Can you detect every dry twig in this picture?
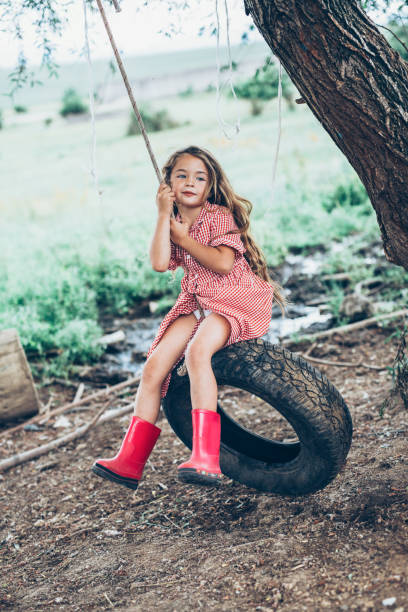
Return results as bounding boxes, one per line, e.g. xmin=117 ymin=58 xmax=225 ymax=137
xmin=303 ymin=341 xmax=317 ymax=357
xmin=299 ymin=354 xmax=387 ymax=371
xmin=0 ymin=402 xmax=133 ymax=472
xmin=104 ymin=592 xmax=115 ymax=608
xmin=282 ymin=309 xmax=407 ymax=346
xmin=1 ymin=375 xmax=140 ymax=439
xmin=73 ymin=383 xmax=85 ymax=404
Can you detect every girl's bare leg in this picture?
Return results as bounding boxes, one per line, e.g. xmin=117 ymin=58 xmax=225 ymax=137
xmin=184 ymin=313 xmax=231 ymax=412
xmin=133 ymin=313 xmax=197 ymax=424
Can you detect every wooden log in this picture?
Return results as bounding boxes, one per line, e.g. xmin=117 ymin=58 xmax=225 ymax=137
xmin=0 ymin=329 xmax=40 ymax=422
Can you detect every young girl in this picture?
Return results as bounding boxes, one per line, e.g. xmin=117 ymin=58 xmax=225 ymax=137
xmin=92 ymin=146 xmax=287 ymax=489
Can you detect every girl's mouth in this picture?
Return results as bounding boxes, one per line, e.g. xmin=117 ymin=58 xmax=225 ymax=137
xmin=182 ymin=192 xmax=196 ymax=197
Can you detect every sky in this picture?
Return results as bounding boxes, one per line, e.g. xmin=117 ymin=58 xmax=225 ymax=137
xmin=0 ymin=0 xmax=259 ymax=69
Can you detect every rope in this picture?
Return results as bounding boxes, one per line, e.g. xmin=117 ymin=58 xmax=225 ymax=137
xmin=215 ymin=0 xmax=240 ymax=139
xmin=95 ymin=0 xmax=162 ymax=184
xmin=82 ymin=0 xmax=103 ymax=210
xmin=270 ymin=59 xmax=283 ymax=202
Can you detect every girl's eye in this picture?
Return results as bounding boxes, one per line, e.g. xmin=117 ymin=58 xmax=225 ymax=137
xmin=175 ymin=174 xmax=206 ymax=181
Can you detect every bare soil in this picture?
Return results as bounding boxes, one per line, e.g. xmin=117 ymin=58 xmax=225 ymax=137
xmin=1 ymin=324 xmax=407 ymax=611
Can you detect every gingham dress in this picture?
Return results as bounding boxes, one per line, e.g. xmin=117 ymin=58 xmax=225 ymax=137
xmin=146 ymin=202 xmax=274 ymax=398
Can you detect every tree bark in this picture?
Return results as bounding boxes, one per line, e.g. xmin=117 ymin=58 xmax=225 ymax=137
xmin=244 ymin=0 xmax=408 ymax=269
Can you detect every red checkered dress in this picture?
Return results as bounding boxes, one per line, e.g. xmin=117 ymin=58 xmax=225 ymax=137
xmin=146 ymin=202 xmax=274 ymax=398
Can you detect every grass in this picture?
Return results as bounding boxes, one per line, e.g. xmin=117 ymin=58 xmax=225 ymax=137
xmin=1 ymin=73 xmax=402 ymax=376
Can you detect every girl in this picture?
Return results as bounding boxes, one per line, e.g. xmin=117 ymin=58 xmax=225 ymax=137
xmin=92 ymin=146 xmax=287 ymax=489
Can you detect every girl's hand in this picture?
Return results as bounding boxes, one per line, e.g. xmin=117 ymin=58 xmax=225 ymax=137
xmin=170 ymin=217 xmax=189 ymax=247
xmin=156 ymin=183 xmax=175 ymax=216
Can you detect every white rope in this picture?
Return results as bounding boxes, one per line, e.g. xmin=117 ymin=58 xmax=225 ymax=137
xmin=82 ymin=0 xmax=104 ymax=215
xmin=270 ymin=59 xmax=283 ymax=206
xmin=215 ymin=0 xmax=240 ymax=139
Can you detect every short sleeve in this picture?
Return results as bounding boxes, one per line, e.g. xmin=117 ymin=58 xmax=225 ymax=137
xmin=209 ymin=210 xmax=246 ymax=255
xmin=168 ymin=240 xmax=181 ymax=271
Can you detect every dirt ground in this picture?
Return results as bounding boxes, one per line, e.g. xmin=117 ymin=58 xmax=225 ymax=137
xmin=1 ymin=323 xmax=407 ymax=611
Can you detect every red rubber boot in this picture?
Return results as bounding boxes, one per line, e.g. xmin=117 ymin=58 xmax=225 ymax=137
xmin=92 ymin=416 xmax=161 ymax=490
xmin=178 ymin=409 xmax=222 ymax=487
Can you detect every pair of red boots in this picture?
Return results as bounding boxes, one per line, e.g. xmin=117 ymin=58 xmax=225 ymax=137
xmin=92 ymin=409 xmax=222 ymax=489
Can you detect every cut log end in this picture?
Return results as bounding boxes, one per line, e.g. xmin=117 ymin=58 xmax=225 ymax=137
xmin=0 ymin=329 xmax=40 ymax=423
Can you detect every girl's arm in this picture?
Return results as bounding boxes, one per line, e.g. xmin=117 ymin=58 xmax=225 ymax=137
xmin=170 ymin=219 xmax=235 ymax=275
xmin=149 ymin=184 xmax=174 ymax=272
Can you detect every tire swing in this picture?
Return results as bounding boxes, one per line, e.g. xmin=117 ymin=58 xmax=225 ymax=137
xmin=163 ymin=339 xmax=352 ymax=495
xmin=93 ymin=2 xmax=352 ymax=496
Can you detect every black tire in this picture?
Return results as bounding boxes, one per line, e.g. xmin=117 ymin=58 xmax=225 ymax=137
xmin=163 ymin=338 xmax=353 ymax=496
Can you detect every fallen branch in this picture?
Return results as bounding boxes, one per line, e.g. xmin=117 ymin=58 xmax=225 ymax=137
xmin=73 ymin=383 xmax=85 ymax=404
xmin=299 ymin=354 xmax=388 ymax=371
xmin=0 ymin=402 xmax=134 ymax=472
xmin=320 ymin=272 xmax=351 ymax=283
xmin=282 ymin=309 xmax=407 ymax=346
xmin=104 ymin=592 xmax=115 ymax=608
xmin=96 ymin=329 xmax=126 ymax=346
xmin=1 ymin=375 xmax=140 ymax=439
xmin=303 ymin=341 xmax=317 ymax=357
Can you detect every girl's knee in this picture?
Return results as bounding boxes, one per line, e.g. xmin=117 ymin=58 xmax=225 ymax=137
xmin=141 ymin=357 xmax=166 ymax=388
xmin=185 ymin=340 xmax=209 ymax=370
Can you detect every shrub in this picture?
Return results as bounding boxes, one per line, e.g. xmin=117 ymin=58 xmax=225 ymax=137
xmin=234 ymin=56 xmax=293 ymax=115
xmin=0 ymin=109 xmax=3 ymax=130
xmin=250 ymin=99 xmax=264 ymax=116
xmin=322 ymin=178 xmax=371 ymax=214
xmin=54 ymin=319 xmax=104 ymax=364
xmin=220 ymin=61 xmax=238 ymax=72
xmin=127 ymin=106 xmax=180 ymax=136
xmin=14 ymin=104 xmax=28 ymax=113
xmin=60 ymin=88 xmax=88 ymax=117
xmin=178 ymin=85 xmax=194 ymax=98
xmin=0 ymin=261 xmax=101 ymax=369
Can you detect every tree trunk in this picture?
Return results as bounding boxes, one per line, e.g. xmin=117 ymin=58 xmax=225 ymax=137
xmin=244 ymin=0 xmax=408 ymax=269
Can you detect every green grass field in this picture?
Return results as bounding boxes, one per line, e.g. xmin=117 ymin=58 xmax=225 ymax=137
xmin=0 ymin=54 xmax=395 ymax=375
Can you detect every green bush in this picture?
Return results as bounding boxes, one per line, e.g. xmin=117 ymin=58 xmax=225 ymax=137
xmin=0 ymin=239 xmax=183 ymax=373
xmin=322 ymin=178 xmax=371 ymax=214
xmin=249 ymin=99 xmax=264 ymax=116
xmin=60 ymin=88 xmax=88 ymax=117
xmin=178 ymin=85 xmax=194 ymax=98
xmin=54 ymin=319 xmax=104 ymax=364
xmin=0 ymin=257 xmax=103 ymax=375
xmin=0 ymin=109 xmax=3 ymax=130
xmin=127 ymin=106 xmax=180 ymax=136
xmin=14 ymin=104 xmax=28 ymax=113
xmin=234 ymin=56 xmax=293 ymax=115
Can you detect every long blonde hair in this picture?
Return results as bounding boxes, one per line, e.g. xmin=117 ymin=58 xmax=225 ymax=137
xmin=162 ymin=146 xmax=288 ymax=316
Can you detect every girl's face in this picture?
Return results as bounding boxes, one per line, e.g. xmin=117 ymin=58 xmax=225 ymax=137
xmin=169 ymin=154 xmax=209 ymax=209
